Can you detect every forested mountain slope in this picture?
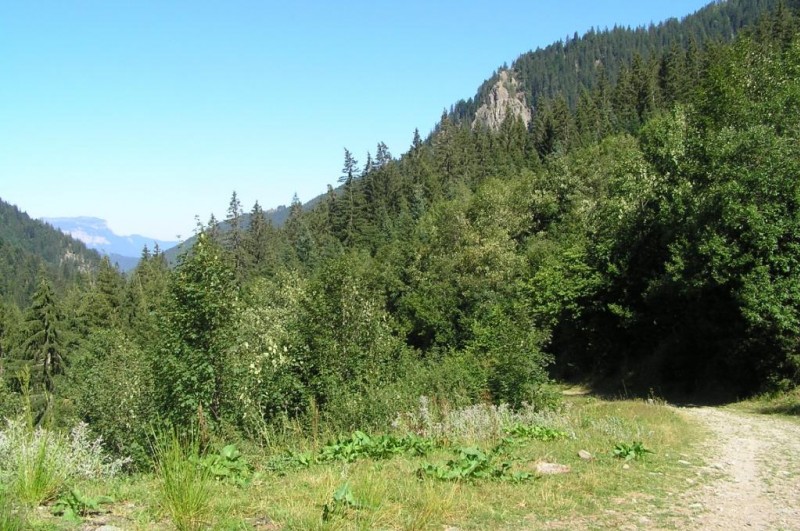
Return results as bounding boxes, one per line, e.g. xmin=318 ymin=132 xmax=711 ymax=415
xmin=451 ymin=0 xmax=800 ymax=121
xmin=0 ymin=198 xmax=101 ymax=306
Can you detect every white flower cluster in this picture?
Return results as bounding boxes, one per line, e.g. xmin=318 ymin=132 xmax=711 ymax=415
xmin=0 ymin=418 xmax=130 ymax=484
xmin=392 ymin=396 xmax=573 ymax=442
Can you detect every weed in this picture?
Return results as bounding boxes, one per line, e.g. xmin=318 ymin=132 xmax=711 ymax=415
xmin=318 ymin=430 xmax=436 ymax=463
xmin=0 ymin=493 xmax=27 ymax=530
xmin=266 ymin=449 xmax=313 ymax=475
xmin=392 ymin=396 xmax=569 ymax=443
xmin=504 ymin=423 xmax=569 ymax=441
xmin=418 ymin=446 xmax=532 ymax=483
xmin=612 ymin=441 xmax=653 ymax=461
xmin=51 ymin=488 xmax=114 ymax=523
xmin=321 ymin=483 xmax=369 ymax=521
xmin=66 ymin=422 xmax=132 ymax=478
xmin=0 ymin=417 xmax=129 ymax=509
xmin=191 ymin=444 xmax=254 ymax=487
xmin=12 ymin=430 xmax=68 ymax=506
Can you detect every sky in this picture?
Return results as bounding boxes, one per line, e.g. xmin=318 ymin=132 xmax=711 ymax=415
xmin=1 ymin=0 xmax=712 ymax=241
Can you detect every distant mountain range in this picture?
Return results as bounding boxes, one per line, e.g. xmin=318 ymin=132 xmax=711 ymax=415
xmin=43 ymin=216 xmax=178 ymax=272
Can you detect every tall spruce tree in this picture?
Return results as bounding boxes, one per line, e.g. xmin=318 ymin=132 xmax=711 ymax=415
xmin=23 ymin=273 xmax=64 ymax=392
xmin=337 ymin=148 xmax=361 ymax=243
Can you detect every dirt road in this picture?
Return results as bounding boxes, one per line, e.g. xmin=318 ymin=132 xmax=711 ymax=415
xmin=679 ymin=407 xmax=800 ymax=530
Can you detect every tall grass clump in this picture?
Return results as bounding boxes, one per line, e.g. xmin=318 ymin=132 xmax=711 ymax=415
xmin=10 ymin=429 xmax=67 ymax=506
xmin=152 ymin=429 xmax=213 ymax=531
xmin=0 ymin=419 xmax=130 ymax=507
xmin=391 ymin=395 xmax=569 ymax=444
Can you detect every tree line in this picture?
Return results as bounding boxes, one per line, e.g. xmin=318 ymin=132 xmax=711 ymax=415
xmin=0 ymin=2 xmax=798 ymax=464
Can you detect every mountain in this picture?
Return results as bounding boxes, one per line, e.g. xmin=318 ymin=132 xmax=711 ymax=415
xmin=0 ymin=198 xmax=102 ymax=306
xmin=451 ymin=0 xmax=800 ymax=123
xmin=43 ymin=217 xmax=178 ymax=272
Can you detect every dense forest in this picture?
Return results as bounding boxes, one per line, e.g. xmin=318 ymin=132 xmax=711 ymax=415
xmin=1 ymin=0 xmax=799 ymax=468
xmin=0 ymin=199 xmax=101 ymax=307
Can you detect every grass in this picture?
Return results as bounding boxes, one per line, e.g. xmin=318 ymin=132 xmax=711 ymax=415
xmin=0 ymin=394 xmax=705 ymax=530
xmin=11 ymin=430 xmax=68 ymax=507
xmin=151 ymin=430 xmax=214 ymax=531
xmin=0 ymin=492 xmax=28 ymax=531
xmin=731 ymin=387 xmax=800 ymax=419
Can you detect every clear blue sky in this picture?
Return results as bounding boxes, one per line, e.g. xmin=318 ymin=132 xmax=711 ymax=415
xmin=1 ymin=1 xmax=711 ymax=241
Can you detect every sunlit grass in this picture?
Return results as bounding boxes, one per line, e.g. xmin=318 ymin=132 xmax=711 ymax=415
xmin=13 ymin=396 xmax=704 ymax=530
xmin=151 ymin=430 xmax=214 ymax=531
xmin=732 ymin=387 xmax=800 ymax=419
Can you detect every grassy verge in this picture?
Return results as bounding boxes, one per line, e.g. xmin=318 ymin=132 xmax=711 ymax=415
xmin=4 ymin=395 xmax=704 ymax=530
xmin=729 ymin=387 xmax=800 ymax=419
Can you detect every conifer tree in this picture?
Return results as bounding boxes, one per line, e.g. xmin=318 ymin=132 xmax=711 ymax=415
xmin=244 ymin=200 xmax=267 ymax=268
xmin=87 ymin=256 xmax=124 ymax=329
xmin=23 ymin=273 xmax=64 ymax=392
xmin=411 ymin=128 xmax=423 ymax=152
xmin=285 ymin=194 xmax=314 ymax=266
xmin=338 ymin=148 xmax=361 ymax=243
xmin=226 ymin=191 xmax=246 ymax=276
xmin=375 ymin=141 xmax=392 ymax=170
xmin=363 ymin=151 xmax=374 ymax=177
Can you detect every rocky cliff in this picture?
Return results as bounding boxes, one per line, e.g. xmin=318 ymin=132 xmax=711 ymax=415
xmin=472 ymin=70 xmax=532 ymax=131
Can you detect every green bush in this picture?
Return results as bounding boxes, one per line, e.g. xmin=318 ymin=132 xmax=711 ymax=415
xmin=70 ymin=329 xmax=156 ymax=466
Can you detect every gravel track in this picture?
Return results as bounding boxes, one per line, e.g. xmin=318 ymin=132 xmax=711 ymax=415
xmin=679 ymin=407 xmax=800 ymax=530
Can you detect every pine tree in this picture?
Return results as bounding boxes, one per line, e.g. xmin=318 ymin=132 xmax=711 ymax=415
xmin=87 ymin=256 xmax=124 ymax=329
xmin=411 ymin=128 xmax=423 ymax=152
xmin=658 ymin=45 xmax=688 ymax=106
xmin=0 ymin=302 xmax=9 ymax=369
xmin=226 ymin=191 xmax=246 ymax=276
xmin=338 ymin=148 xmax=361 ymax=244
xmin=126 ymin=246 xmax=170 ymax=348
xmin=631 ymin=53 xmax=658 ymax=123
xmin=244 ymin=200 xmax=267 ymax=269
xmin=206 ymin=213 xmax=221 ymax=241
xmin=575 ymin=87 xmax=601 ymax=145
xmin=285 ymin=194 xmax=314 ymax=266
xmin=23 ymin=273 xmax=64 ymax=392
xmin=363 ymin=152 xmax=374 ymax=177
xmin=375 ymin=141 xmax=392 ymax=170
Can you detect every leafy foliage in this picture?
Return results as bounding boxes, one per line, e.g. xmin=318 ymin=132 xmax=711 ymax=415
xmin=318 ymin=431 xmax=436 ymax=463
xmin=2 ymin=0 xmax=800 ymax=467
xmin=504 ymin=423 xmax=569 ymax=442
xmin=418 ymin=446 xmax=532 ymax=483
xmin=158 ymin=230 xmax=238 ymax=426
xmin=612 ymin=441 xmax=653 ymax=461
xmin=321 ymin=483 xmax=369 ymax=522
xmin=51 ymin=488 xmax=113 ymax=523
xmin=190 ymin=444 xmax=253 ymax=487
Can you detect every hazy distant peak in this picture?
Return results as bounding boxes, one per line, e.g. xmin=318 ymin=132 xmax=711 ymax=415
xmin=45 ymin=216 xmax=109 ymax=230
xmin=42 ymin=216 xmax=178 ymax=270
xmin=64 ymin=228 xmax=111 ymax=246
